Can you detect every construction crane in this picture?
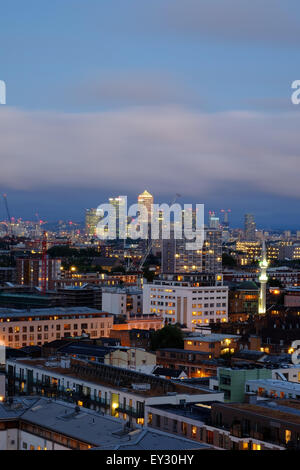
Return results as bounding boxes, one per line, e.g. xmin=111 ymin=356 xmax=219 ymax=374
xmin=2 ymin=193 xmax=13 ymax=238
xmin=126 ymin=193 xmax=181 ymax=273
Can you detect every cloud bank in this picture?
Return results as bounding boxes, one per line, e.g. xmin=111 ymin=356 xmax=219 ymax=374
xmin=0 ymin=106 xmax=299 ymax=201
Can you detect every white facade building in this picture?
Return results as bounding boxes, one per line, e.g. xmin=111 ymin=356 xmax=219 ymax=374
xmin=6 ymin=357 xmax=224 ymax=426
xmin=143 ymin=278 xmax=228 ymax=329
xmin=102 ymin=288 xmax=142 ymax=316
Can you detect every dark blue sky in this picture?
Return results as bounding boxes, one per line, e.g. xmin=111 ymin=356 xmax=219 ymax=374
xmin=0 ymin=0 xmax=300 ymax=228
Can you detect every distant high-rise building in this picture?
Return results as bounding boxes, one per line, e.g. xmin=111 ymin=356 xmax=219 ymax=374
xmin=203 ymin=229 xmax=222 ymax=273
xmin=109 ymin=196 xmax=127 ymax=239
xmin=221 ymin=209 xmax=231 ymax=228
xmin=85 ymin=208 xmax=102 ymax=238
xmin=244 ymin=214 xmax=256 ymax=241
xmin=208 ymin=211 xmax=220 ymax=229
xmin=162 ymin=228 xmax=222 ymax=274
xmin=137 ymin=190 xmax=153 ymax=224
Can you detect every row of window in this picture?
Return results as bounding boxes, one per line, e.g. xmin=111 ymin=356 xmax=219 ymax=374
xmin=2 ymin=322 xmax=108 ymax=333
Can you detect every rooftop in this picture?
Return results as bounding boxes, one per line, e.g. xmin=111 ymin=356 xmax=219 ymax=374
xmin=0 ymin=396 xmax=211 ymax=449
xmin=148 ymin=402 xmax=217 ymax=424
xmin=157 ymin=348 xmax=211 ymax=355
xmin=185 ymin=334 xmax=240 ymax=343
xmin=8 ymin=357 xmax=212 ymax=398
xmin=99 ymin=428 xmax=211 ymax=450
xmin=0 ymin=306 xmax=112 ymax=319
xmin=217 ymin=400 xmax=300 ymax=426
xmin=247 ymin=379 xmax=300 ymax=391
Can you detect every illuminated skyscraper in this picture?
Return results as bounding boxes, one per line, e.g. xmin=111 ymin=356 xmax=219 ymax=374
xmin=85 ymin=208 xmax=102 ymax=238
xmin=109 ymin=196 xmax=127 ymax=239
xmin=137 ymin=190 xmax=153 ymax=224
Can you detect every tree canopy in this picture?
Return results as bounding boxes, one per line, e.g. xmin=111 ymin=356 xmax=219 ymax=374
xmin=150 ymin=324 xmax=184 ymax=351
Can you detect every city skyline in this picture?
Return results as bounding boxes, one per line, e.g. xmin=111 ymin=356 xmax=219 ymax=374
xmin=1 ymin=1 xmax=300 ymax=455
xmin=0 ymin=1 xmax=300 ymax=227
xmin=0 ymin=188 xmax=298 ymax=231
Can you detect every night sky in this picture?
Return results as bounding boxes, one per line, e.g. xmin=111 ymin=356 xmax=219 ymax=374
xmin=0 ymin=0 xmax=300 ymax=228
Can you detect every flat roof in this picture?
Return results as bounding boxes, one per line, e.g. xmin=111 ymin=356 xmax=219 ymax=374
xmin=247 ymin=379 xmax=300 ymax=391
xmin=0 ymin=306 xmax=112 ymax=319
xmin=158 ymin=348 xmax=210 ymax=355
xmin=147 ymin=402 xmax=216 ymax=424
xmin=185 ymin=334 xmax=240 ymax=342
xmin=216 ymin=400 xmax=300 ymax=426
xmin=8 ymin=357 xmax=211 ymax=398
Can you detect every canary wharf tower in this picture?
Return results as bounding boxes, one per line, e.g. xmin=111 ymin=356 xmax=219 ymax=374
xmin=258 ymin=239 xmax=268 ymax=315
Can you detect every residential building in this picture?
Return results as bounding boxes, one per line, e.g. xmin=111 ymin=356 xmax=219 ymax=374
xmin=156 ymin=348 xmax=220 ymax=378
xmin=109 ymin=329 xmax=153 ymax=349
xmin=217 ymin=367 xmax=272 ymax=402
xmin=211 ymin=399 xmax=300 ymax=449
xmin=184 ymin=334 xmax=240 ymax=358
xmin=162 ymin=228 xmax=222 ymax=274
xmin=228 ymin=281 xmax=259 ymax=320
xmin=245 ymin=378 xmax=300 ymax=400
xmin=48 ymin=341 xmax=156 ymax=374
xmin=0 ymin=307 xmax=113 ymax=348
xmin=0 ymin=396 xmax=212 ymax=451
xmin=6 ymin=357 xmax=223 ymax=426
xmin=111 ymin=313 xmax=163 ymax=331
xmin=16 ymin=257 xmax=61 ymax=290
xmin=146 ymin=401 xmax=283 ymax=450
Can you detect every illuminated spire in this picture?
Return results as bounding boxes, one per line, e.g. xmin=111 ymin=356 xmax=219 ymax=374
xmin=258 ymin=238 xmax=268 ymax=315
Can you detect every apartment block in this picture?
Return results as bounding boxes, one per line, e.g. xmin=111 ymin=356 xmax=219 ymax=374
xmin=184 ymin=334 xmax=240 ymax=358
xmin=16 ymin=257 xmax=61 ymax=290
xmin=6 ymin=357 xmax=223 ymax=426
xmin=146 ymin=402 xmax=283 ymax=450
xmin=0 ymin=307 xmax=113 ymax=348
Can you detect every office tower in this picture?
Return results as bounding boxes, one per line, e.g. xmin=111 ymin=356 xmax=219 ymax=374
xmin=208 ymin=211 xmax=220 ymax=229
xmin=85 ymin=208 xmax=102 ymax=238
xmin=109 ymin=196 xmax=127 ymax=239
xmin=244 ymin=213 xmax=256 ymax=241
xmin=221 ymin=209 xmax=231 ymax=228
xmin=137 ymin=190 xmax=153 ymax=224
